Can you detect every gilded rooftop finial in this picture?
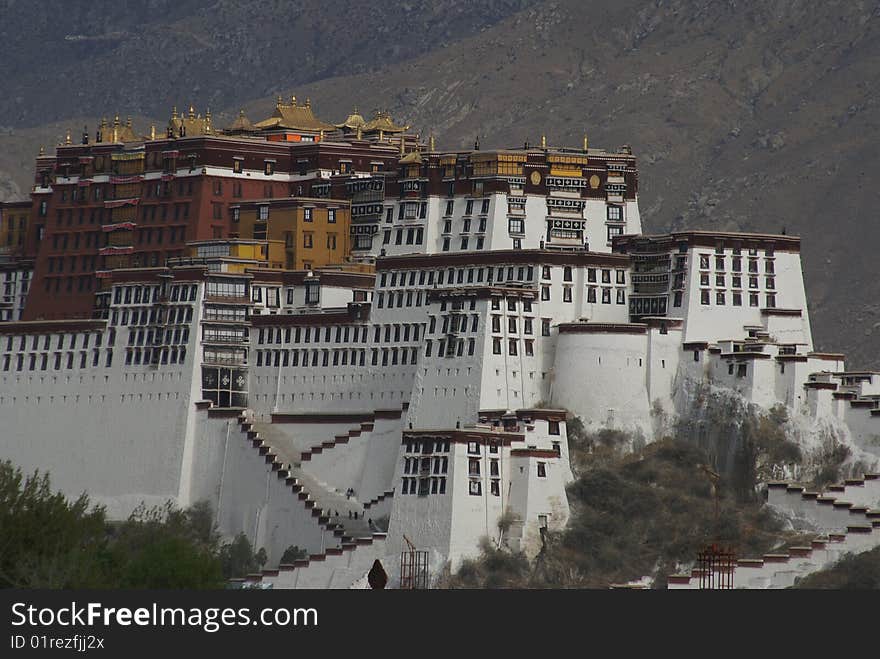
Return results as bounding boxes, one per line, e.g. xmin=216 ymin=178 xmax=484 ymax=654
xmin=305 ymin=97 xmax=311 ymax=108
xmin=39 ymin=145 xmax=45 ymax=156
xmin=276 ymin=95 xmax=283 ymax=107
xmin=541 ymin=133 xmax=547 ymax=149
xmin=189 ymin=105 xmax=195 ymax=119
xmin=65 ymin=129 xmax=71 ymax=145
xmin=291 ymin=95 xmax=297 ymax=106
xmin=583 ymin=132 xmax=589 ymax=151
xmin=171 ymin=106 xmax=178 ymax=119
xmin=150 ymin=125 xmax=156 ymax=140
xmin=113 ymin=114 xmax=120 ymax=127
xmin=126 ymin=116 xmax=132 ymax=128
xmin=429 ymin=133 xmax=436 ymax=152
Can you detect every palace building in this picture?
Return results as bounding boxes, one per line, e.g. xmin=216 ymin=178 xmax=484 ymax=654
xmin=1 ymin=96 xmax=878 ymax=589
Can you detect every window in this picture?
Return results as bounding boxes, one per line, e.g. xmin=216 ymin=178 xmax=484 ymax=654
xmin=716 ymin=291 xmax=725 ymax=305
xmin=616 ymin=289 xmax=626 ymax=305
xmin=508 ymin=217 xmax=524 ymax=234
xmin=492 ymin=338 xmax=502 ymax=355
xmin=328 ymin=209 xmax=336 ymax=223
xmin=469 ymin=480 xmax=482 ymax=496
xmin=465 ymin=200 xmax=474 ymax=215
xmin=563 ymin=287 xmax=572 ymax=303
xmin=541 ymin=319 xmax=551 ymax=336
xmin=701 ymin=290 xmax=710 ymax=305
xmin=264 ymin=160 xmax=275 ymax=175
xmin=481 ymin=199 xmax=490 ymax=214
xmin=541 ymin=286 xmax=550 ymax=301
xmin=304 ymin=208 xmax=313 ymax=222
xmin=601 ymin=288 xmax=611 ymax=304
xmin=607 ymin=205 xmax=622 ymax=221
xmin=537 ymin=462 xmax=547 ymax=478
xmin=303 ymin=233 xmax=313 ymax=248
xmin=508 ymin=339 xmax=517 ymax=356
xmin=549 ymin=420 xmax=560 ymax=435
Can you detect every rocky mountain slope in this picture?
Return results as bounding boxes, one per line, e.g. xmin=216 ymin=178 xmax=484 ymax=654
xmin=1 ymin=0 xmax=878 ymax=367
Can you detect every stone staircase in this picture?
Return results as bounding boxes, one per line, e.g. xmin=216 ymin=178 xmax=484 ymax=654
xmin=668 ymin=473 xmax=880 ymax=589
xmin=241 ymin=411 xmax=372 ymax=539
xmin=232 ymin=533 xmax=390 ymax=589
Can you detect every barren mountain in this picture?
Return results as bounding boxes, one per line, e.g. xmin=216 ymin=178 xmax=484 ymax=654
xmin=2 ymin=0 xmax=878 ymax=367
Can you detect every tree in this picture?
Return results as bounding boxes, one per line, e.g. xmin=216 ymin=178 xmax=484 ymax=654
xmin=0 ymin=460 xmax=111 ymax=588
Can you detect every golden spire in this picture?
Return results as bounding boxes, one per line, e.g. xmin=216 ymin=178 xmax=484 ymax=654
xmin=100 ymin=116 xmax=107 ymax=128
xmin=65 ymin=129 xmax=71 ymax=145
xmin=429 ymin=133 xmax=436 ymax=152
xmin=583 ymin=132 xmax=589 ymax=151
xmin=39 ymin=145 xmax=45 ymax=156
xmin=356 ymin=125 xmax=362 ymax=140
xmin=172 ymin=106 xmax=178 ymax=119
xmin=126 ymin=116 xmax=132 ymax=128
xmin=290 ymin=95 xmax=296 ymax=106
xmin=541 ymin=133 xmax=547 ymax=149
xmin=399 ymin=136 xmax=405 ymax=155
xmin=189 ymin=105 xmax=195 ymax=119
xmin=150 ymin=125 xmax=156 ymax=140
xmin=319 ymin=129 xmax=324 ymax=141
xmin=239 ymin=108 xmax=246 ymax=118
xmin=379 ymin=129 xmax=384 ymax=142
xmin=305 ymin=97 xmax=311 ymax=108
xmin=276 ymin=95 xmax=283 ymax=107
xmin=113 ymin=114 xmax=120 ymax=127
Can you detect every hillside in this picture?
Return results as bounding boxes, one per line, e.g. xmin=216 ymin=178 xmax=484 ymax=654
xmin=1 ymin=0 xmax=878 ymax=366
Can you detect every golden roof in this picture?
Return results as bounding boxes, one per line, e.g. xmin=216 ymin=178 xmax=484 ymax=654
xmin=362 ymin=110 xmax=408 ymax=134
xmin=96 ymin=115 xmax=146 ymax=144
xmin=167 ymin=105 xmax=214 ymax=138
xmin=336 ymin=107 xmax=366 ymax=131
xmin=253 ymin=96 xmax=336 ymax=132
xmin=227 ymin=109 xmax=255 ymax=133
xmin=399 ymin=150 xmax=422 ymax=165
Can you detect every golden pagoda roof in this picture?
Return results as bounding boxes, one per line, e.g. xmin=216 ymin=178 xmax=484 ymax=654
xmin=227 ymin=109 xmax=255 ymax=133
xmin=362 ymin=110 xmax=408 ymax=134
xmin=336 ymin=107 xmax=366 ymax=130
xmin=253 ymin=96 xmax=336 ymax=132
xmin=399 ymin=150 xmax=423 ymax=164
xmin=167 ymin=105 xmax=214 ymax=138
xmin=97 ymin=115 xmax=146 ymax=144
